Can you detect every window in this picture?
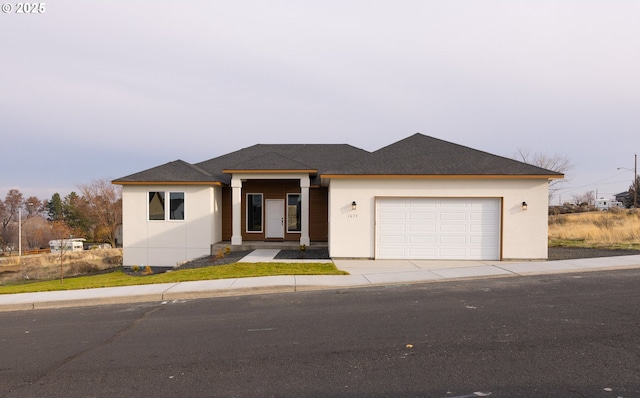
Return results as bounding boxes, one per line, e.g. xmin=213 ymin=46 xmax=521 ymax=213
xmin=169 ymin=192 xmax=185 ymax=220
xmin=287 ymin=194 xmax=301 ymax=232
xmin=148 ymin=191 xmax=185 ymax=221
xmin=247 ymin=193 xmax=263 ymax=232
xmin=148 ymin=192 xmax=165 ymax=220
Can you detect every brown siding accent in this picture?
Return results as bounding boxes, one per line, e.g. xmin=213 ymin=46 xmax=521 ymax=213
xmin=309 ymin=187 xmax=328 ymax=241
xmin=222 ymin=187 xmax=232 ymax=241
xmin=220 ymin=180 xmax=329 ymax=242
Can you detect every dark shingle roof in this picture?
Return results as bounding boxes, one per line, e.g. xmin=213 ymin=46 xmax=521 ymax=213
xmin=195 ymin=144 xmax=369 ymax=185
xmin=113 ymin=134 xmax=563 ymax=185
xmin=113 ymin=160 xmax=214 ymax=183
xmin=222 ymin=152 xmax=316 ymax=172
xmin=325 ymin=133 xmax=563 ymax=176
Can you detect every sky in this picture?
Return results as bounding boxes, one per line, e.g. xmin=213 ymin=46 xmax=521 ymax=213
xmin=2 ymin=1 xmax=639 ymax=204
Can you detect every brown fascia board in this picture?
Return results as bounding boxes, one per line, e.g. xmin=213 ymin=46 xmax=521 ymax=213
xmin=114 ymin=181 xmax=223 ymax=186
xmin=222 ymin=169 xmax=318 ymax=175
xmin=321 ymin=174 xmax=564 ymax=180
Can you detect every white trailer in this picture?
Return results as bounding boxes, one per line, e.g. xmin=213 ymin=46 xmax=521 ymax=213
xmin=595 ymin=198 xmax=624 ymax=211
xmin=49 ymin=238 xmax=85 ymax=253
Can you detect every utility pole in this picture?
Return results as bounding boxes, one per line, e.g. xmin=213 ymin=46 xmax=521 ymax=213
xmin=634 ymin=153 xmax=638 ymax=208
xmin=18 ymin=207 xmax=21 ymax=257
xmin=617 ymin=155 xmax=638 ymax=208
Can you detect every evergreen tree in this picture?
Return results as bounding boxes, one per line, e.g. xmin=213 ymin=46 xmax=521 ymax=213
xmin=47 ymin=193 xmax=64 ymax=222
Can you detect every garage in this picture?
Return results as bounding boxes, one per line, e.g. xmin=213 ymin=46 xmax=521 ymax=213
xmin=375 ymin=197 xmax=501 ymax=260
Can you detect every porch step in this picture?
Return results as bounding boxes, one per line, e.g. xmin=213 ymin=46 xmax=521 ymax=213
xmin=211 ymin=241 xmax=327 ymax=254
xmin=237 ymin=249 xmax=281 ymax=262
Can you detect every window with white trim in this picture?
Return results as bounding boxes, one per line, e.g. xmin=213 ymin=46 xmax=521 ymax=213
xmin=148 ymin=192 xmax=165 ymax=220
xmin=287 ymin=193 xmax=301 ymax=232
xmin=246 ymin=193 xmax=263 ymax=232
xmin=169 ymin=192 xmax=185 ymax=220
xmin=148 ymin=191 xmax=185 ymax=221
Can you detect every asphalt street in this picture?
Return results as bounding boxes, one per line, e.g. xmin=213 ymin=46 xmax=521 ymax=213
xmin=2 ymin=269 xmax=640 ymax=397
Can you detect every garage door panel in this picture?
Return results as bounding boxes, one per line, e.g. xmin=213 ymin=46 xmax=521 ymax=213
xmin=440 ymin=224 xmax=467 ymax=233
xmin=379 ymin=223 xmax=406 ymax=233
xmin=470 ymin=224 xmax=497 ymax=233
xmin=379 ymin=212 xmax=406 ymax=221
xmin=410 ymin=212 xmax=437 ymax=221
xmin=379 ymin=235 xmax=406 ymax=244
xmin=408 ymin=235 xmax=436 ymax=244
xmin=376 ymin=197 xmax=501 ymax=260
xmin=439 ymin=235 xmax=467 ymax=244
xmin=440 ymin=212 xmax=467 ymax=221
xmin=378 ymin=247 xmax=408 ymax=257
xmin=470 ymin=235 xmax=496 ymax=244
xmin=379 ymin=198 xmax=405 ymax=206
xmin=470 ymin=212 xmax=494 ymax=221
xmin=409 ymin=198 xmax=436 ymax=206
xmin=409 ymin=224 xmax=437 ymax=233
xmin=438 ymin=247 xmax=469 ymax=257
xmin=440 ymin=201 xmax=467 ymax=208
xmin=408 ymin=248 xmax=437 ymax=257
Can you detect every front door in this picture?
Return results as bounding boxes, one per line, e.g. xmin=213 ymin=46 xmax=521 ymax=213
xmin=265 ymin=199 xmax=284 ymax=239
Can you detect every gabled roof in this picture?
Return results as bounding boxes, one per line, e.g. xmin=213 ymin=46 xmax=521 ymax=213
xmin=222 ymin=152 xmax=317 ymax=173
xmin=324 ymin=134 xmax=563 ymax=177
xmin=113 ymin=160 xmax=216 ymax=184
xmin=113 ymin=133 xmax=563 ymax=186
xmin=195 ymin=143 xmax=369 ymax=185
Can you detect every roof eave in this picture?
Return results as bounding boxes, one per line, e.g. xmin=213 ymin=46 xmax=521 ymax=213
xmin=222 ymin=169 xmax=318 ymax=174
xmin=113 ymin=181 xmax=223 ymax=186
xmin=321 ymin=174 xmax=564 ymax=179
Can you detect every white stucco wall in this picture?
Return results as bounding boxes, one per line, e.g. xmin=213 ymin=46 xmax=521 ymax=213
xmin=122 ymin=185 xmax=221 ymax=267
xmin=328 ymin=178 xmax=550 ymax=260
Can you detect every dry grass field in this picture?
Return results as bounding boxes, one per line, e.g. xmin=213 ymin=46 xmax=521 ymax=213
xmin=548 ymin=208 xmax=640 ymax=249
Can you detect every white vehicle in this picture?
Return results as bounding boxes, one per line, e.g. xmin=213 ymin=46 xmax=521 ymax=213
xmin=594 ymin=198 xmax=624 ymax=211
xmin=49 ymin=238 xmax=85 ymax=253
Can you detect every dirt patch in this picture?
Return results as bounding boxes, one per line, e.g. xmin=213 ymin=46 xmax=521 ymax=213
xmin=548 ymin=247 xmax=640 ymax=260
xmin=0 ymin=249 xmax=123 ymax=284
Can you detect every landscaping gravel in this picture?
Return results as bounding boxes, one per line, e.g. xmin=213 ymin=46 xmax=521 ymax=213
xmin=177 ymin=250 xmax=253 ymax=269
xmin=274 ymin=248 xmax=330 ymax=260
xmin=174 ymin=246 xmax=640 ymax=270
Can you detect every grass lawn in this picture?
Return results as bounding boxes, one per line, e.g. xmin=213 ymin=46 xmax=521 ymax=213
xmin=0 ymin=262 xmax=348 ymax=295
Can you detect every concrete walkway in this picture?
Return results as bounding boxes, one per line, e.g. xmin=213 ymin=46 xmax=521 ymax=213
xmin=2 ymin=249 xmax=640 ymax=312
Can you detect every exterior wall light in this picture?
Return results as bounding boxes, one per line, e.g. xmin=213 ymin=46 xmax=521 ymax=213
xmin=351 ymin=201 xmax=357 ymax=211
xmin=522 ymin=201 xmax=528 ymax=210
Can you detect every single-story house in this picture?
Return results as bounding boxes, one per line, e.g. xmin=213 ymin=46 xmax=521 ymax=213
xmin=112 ymin=133 xmax=563 ymax=267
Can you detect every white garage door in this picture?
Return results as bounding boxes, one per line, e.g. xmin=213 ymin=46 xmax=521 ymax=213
xmin=376 ymin=197 xmax=501 ymax=260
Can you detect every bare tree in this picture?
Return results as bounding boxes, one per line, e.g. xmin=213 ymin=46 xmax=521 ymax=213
xmin=23 ymin=215 xmax=50 ymax=250
xmin=627 ymin=175 xmax=640 ymax=208
xmin=50 ymin=221 xmax=73 ymax=284
xmin=0 ymin=189 xmax=24 ymax=253
xmin=570 ymin=191 xmax=595 ymax=206
xmin=77 ymin=179 xmax=122 ymax=247
xmin=514 ymin=149 xmax=573 ymax=202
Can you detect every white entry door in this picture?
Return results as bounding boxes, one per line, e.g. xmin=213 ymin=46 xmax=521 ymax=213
xmin=265 ymin=199 xmax=285 ymax=239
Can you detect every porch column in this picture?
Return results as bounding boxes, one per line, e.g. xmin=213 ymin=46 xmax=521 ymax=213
xmin=300 ymin=177 xmax=310 ymax=246
xmin=231 ymin=177 xmax=243 ymax=245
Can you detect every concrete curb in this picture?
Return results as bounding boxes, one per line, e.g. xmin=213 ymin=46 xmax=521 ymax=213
xmin=2 ymin=255 xmax=640 ymax=312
